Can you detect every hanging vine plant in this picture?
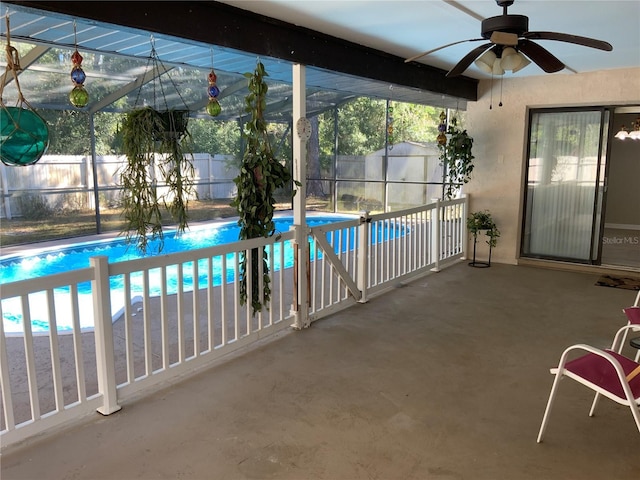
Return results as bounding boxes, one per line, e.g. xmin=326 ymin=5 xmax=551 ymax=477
xmin=439 ymin=117 xmax=474 ymax=200
xmin=231 ymin=61 xmax=299 ymax=314
xmin=119 ymin=39 xmax=195 ymax=253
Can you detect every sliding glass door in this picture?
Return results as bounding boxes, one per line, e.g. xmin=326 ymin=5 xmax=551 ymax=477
xmin=522 ymin=108 xmax=609 ymax=263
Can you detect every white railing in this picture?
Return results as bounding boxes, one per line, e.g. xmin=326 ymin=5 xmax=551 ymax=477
xmin=306 ymin=197 xmax=468 ymax=320
xmin=0 ymin=197 xmax=468 ymax=451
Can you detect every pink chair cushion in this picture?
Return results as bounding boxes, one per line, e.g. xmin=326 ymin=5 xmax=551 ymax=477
xmin=624 ymin=306 xmax=640 ymax=325
xmin=565 ymin=350 xmax=640 ymax=400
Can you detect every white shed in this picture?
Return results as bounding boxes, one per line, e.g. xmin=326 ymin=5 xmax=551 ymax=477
xmin=364 ymin=141 xmax=444 ymax=210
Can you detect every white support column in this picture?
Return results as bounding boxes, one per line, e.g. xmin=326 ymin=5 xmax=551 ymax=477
xmin=431 ymin=198 xmax=441 ymax=272
xmin=461 ymin=194 xmax=470 ymax=260
xmin=90 ymin=256 xmax=121 ymax=415
xmin=291 ymin=63 xmax=309 ymax=329
xmin=357 ymin=211 xmax=370 ymax=303
xmin=0 ymin=162 xmax=11 ymax=219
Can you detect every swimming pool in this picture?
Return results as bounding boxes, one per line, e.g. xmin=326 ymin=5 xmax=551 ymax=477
xmin=1 ymin=214 xmax=357 ymax=334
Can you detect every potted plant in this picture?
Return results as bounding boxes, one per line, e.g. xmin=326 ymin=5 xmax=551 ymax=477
xmin=467 ymin=210 xmax=500 ymax=267
xmin=155 ymin=109 xmax=190 ymax=141
xmin=439 ymin=117 xmax=474 ymax=200
xmin=231 ymin=61 xmax=299 ymax=314
xmin=119 ymin=106 xmax=194 ymax=253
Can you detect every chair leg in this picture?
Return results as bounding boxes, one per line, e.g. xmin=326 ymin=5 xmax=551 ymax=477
xmin=618 ymin=327 xmax=629 ymax=354
xmin=589 ymin=392 xmax=601 ymax=417
xmin=537 ymin=372 xmax=564 ymax=443
xmin=631 ymin=402 xmax=640 ymax=434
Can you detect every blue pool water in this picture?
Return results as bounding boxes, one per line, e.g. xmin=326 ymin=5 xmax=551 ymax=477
xmin=1 ymin=216 xmax=349 ymax=284
xmin=0 ymin=215 xmax=356 ymax=334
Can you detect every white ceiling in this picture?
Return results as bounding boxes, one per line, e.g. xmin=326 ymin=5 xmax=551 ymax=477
xmin=216 ymin=0 xmax=640 ymax=79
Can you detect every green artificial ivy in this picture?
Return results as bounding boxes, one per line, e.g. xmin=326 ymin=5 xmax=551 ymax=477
xmin=439 ymin=117 xmax=475 ymax=200
xmin=231 ymin=61 xmax=298 ymax=314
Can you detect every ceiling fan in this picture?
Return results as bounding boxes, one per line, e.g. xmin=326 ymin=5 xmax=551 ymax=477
xmin=405 ymin=0 xmax=613 ymax=77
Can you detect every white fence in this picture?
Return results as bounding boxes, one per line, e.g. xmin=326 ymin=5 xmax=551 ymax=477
xmin=0 ymin=197 xmax=468 ymax=451
xmin=0 ymin=154 xmax=238 ymax=219
xmin=1 ymin=150 xmax=447 ymax=221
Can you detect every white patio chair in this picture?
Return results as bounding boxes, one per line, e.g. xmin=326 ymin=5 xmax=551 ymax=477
xmin=619 ymin=306 xmax=640 ymax=362
xmin=537 ymin=330 xmax=640 ymax=443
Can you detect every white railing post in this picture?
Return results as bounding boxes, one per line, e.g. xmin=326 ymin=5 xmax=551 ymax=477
xmin=431 ymin=198 xmax=441 ymax=272
xmin=462 ymin=194 xmax=470 ymax=260
xmin=90 ymin=256 xmax=121 ymax=415
xmin=291 ymin=224 xmax=310 ymax=329
xmin=357 ymin=211 xmax=370 ymax=303
xmin=209 ymin=154 xmax=214 ymax=200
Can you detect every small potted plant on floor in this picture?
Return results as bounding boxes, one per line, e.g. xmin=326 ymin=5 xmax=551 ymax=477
xmin=467 ymin=210 xmax=499 ymax=267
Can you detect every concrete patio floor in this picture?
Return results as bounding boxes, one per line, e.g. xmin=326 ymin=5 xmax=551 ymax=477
xmin=2 ymin=262 xmax=639 ymax=479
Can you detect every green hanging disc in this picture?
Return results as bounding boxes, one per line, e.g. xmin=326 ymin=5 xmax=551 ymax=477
xmin=1 ymin=106 xmax=49 ymax=166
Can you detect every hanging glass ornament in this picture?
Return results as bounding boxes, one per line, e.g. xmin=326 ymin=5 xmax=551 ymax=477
xmin=207 ymin=68 xmax=221 ymax=117
xmin=0 ymin=14 xmax=49 ymax=166
xmin=437 ymin=111 xmax=447 ymax=146
xmin=69 ymin=21 xmax=88 ymax=108
xmin=1 ymin=106 xmax=49 ymax=166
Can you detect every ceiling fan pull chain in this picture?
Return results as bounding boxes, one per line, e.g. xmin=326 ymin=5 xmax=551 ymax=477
xmin=489 ymin=74 xmax=494 ymax=110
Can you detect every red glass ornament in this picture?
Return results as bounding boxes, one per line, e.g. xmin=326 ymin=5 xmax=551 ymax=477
xmin=71 ymin=49 xmax=83 ymax=66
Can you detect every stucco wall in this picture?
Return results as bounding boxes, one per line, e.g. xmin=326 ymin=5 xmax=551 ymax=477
xmin=465 ymin=67 xmax=640 ymax=265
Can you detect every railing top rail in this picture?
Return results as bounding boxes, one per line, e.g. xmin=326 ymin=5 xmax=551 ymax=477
xmin=0 ymin=268 xmax=94 ymax=299
xmin=108 ymin=230 xmax=296 ymax=276
xmin=369 ymin=204 xmax=436 ymax=222
xmin=442 ymin=197 xmax=467 ymax=206
xmin=310 ymin=218 xmax=362 ymax=234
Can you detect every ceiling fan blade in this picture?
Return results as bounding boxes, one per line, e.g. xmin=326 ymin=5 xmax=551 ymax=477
xmin=518 ymin=39 xmax=565 ymax=73
xmin=404 ymin=38 xmax=483 ymax=63
xmin=524 ymin=31 xmax=613 ymax=51
xmin=446 ymin=43 xmax=493 ymax=77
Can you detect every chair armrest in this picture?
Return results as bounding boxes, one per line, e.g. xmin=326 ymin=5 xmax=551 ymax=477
xmin=552 ymin=344 xmax=640 ymax=402
xmin=611 ymin=324 xmax=640 ymax=352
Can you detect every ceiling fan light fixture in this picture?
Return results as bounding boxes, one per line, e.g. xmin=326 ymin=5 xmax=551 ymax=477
xmin=475 ymin=49 xmax=497 ymax=74
xmin=615 ymin=117 xmax=640 ymax=140
xmin=492 ymin=59 xmax=505 ymax=75
xmin=511 ymin=54 xmax=531 ymax=73
xmin=630 ymin=118 xmax=640 ymax=140
xmin=500 ymin=47 xmax=522 ymax=70
xmin=615 ymin=127 xmax=629 ymax=140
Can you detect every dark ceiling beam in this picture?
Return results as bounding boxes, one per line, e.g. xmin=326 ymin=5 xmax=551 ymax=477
xmin=4 ymin=1 xmax=477 ymax=102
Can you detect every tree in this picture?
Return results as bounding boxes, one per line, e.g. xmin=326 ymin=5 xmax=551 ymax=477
xmin=189 ymin=118 xmax=242 ymax=156
xmin=39 ymin=110 xmax=90 ymax=155
xmin=306 ymin=115 xmax=324 ymax=197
